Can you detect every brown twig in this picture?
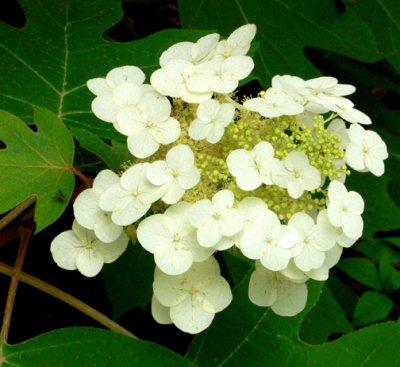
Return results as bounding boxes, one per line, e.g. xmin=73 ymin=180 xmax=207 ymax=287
xmin=0 ymin=262 xmax=136 ymax=339
xmin=0 ymin=216 xmax=33 ymax=342
xmin=67 ymin=166 xmax=93 ymax=187
xmin=0 ymin=195 xmax=36 ymax=231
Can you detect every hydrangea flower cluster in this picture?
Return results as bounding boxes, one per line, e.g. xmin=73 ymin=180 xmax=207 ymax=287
xmin=51 ymin=24 xmax=388 ymax=333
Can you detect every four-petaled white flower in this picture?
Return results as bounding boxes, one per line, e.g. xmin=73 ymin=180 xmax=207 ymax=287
xmin=327 ymin=180 xmax=364 ymax=239
xmin=189 ymin=99 xmax=235 ymax=143
xmin=272 ymin=151 xmax=321 ymax=199
xmin=345 ymin=123 xmax=388 ymax=176
xmin=51 ymin=220 xmax=129 ymax=277
xmin=73 ymin=170 xmax=123 ymax=243
xmin=146 ymin=144 xmax=200 ymax=205
xmin=99 ymin=163 xmax=162 ymax=226
xmin=227 ymin=141 xmax=278 ymax=191
xmin=152 ymin=257 xmax=232 ymax=334
xmin=137 ymin=202 xmax=213 ymax=275
xmin=240 ymin=209 xmax=298 ymax=271
xmin=244 ymin=88 xmax=304 ymax=118
xmin=87 ymin=65 xmax=146 ymax=124
xmin=214 ymin=24 xmax=257 ymax=58
xmin=188 ymin=190 xmax=243 ymax=248
xmin=248 ymin=261 xmax=308 ymax=316
xmin=116 ymin=94 xmax=181 ymax=158
xmin=288 ymin=212 xmax=336 ymax=272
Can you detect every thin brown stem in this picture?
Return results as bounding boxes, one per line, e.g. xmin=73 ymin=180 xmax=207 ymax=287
xmin=0 ymin=222 xmax=32 ymax=342
xmin=0 ymin=196 xmax=36 ymax=231
xmin=68 ymin=165 xmax=93 ymax=187
xmin=0 ymin=262 xmax=137 ymax=339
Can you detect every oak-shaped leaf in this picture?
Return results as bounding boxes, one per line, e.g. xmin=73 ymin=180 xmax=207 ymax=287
xmin=0 ymin=107 xmax=74 ymax=232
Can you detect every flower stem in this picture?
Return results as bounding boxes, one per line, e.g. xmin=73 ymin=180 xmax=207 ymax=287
xmin=0 ymin=219 xmax=32 ymax=342
xmin=0 ymin=196 xmax=36 ymax=231
xmin=0 ymin=262 xmax=137 ymax=339
xmin=224 ymin=95 xmax=246 ymax=112
xmin=68 ymin=166 xmax=93 ymax=187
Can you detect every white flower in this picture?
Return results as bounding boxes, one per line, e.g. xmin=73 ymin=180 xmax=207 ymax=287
xmin=326 ymin=180 xmax=364 ymax=239
xmin=240 ymin=209 xmax=298 ymax=271
xmin=146 ymin=144 xmax=200 ymax=205
xmin=227 ymin=141 xmax=278 ymax=191
xmin=73 ymin=170 xmax=123 ymax=243
xmin=137 ymin=202 xmax=213 ymax=275
xmin=50 ymin=220 xmax=129 ymax=277
xmin=304 ymin=76 xmax=356 ymax=114
xmin=116 ymin=94 xmax=181 ymax=158
xmin=288 ymin=212 xmax=336 ymax=272
xmin=152 ymin=257 xmax=232 ymax=334
xmin=189 ymin=55 xmax=254 ymax=95
xmin=305 ymin=244 xmax=343 ymax=281
xmin=215 ymin=24 xmax=257 ymax=58
xmin=159 ymin=33 xmax=219 ymax=67
xmin=248 ymin=261 xmax=308 ymax=316
xmin=99 ymin=163 xmax=162 ymax=226
xmin=189 ymin=99 xmax=235 ymax=143
xmin=188 ymin=190 xmax=243 ymax=248
xmin=272 ymin=151 xmax=321 ymax=199
xmin=234 ymin=197 xmax=271 ymax=247
xmin=243 ymin=88 xmax=304 ymax=118
xmin=272 ymin=75 xmax=309 ymax=107
xmin=316 ymin=209 xmax=357 ymax=248
xmin=88 ymin=66 xmax=146 ymax=123
xmin=345 ymin=124 xmax=388 ymax=176
xmin=151 ymin=59 xmax=213 ymax=103
xmin=321 ymin=96 xmax=371 ymax=125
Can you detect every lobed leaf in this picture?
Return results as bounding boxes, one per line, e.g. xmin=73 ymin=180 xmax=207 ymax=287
xmin=1 ymin=327 xmax=195 ymax=367
xmin=178 ymin=0 xmax=380 ymax=85
xmin=0 ymin=107 xmax=74 ymax=232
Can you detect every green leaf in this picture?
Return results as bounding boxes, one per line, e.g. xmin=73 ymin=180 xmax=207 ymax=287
xmin=178 ymin=0 xmax=380 ymax=85
xmin=348 ymin=0 xmax=400 ymax=73
xmin=1 ymin=327 xmax=195 ymax=367
xmin=0 ymin=108 xmax=74 ymax=232
xmin=186 ymin=271 xmax=400 ymax=366
xmin=71 ymin=127 xmax=131 ymax=171
xmin=102 ymin=244 xmax=155 ymax=319
xmin=346 ymin=171 xmax=400 ymax=239
xmin=353 ymin=291 xmax=393 ymax=327
xmin=327 ymin=273 xmax=358 ymax=318
xmin=299 ymin=286 xmax=353 ymax=344
xmin=379 ymin=251 xmax=400 ymax=293
xmin=337 ymin=258 xmax=382 ymax=291
xmin=0 ymin=0 xmax=208 ymax=144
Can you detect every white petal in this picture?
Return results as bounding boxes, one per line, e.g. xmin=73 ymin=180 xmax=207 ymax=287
xmin=76 ymin=249 xmax=104 ymax=277
xmin=93 ymin=212 xmax=123 ymax=243
xmin=127 ymin=129 xmax=159 ymax=158
xmin=151 ymin=295 xmax=172 ymax=325
xmin=93 ymin=170 xmax=120 ymax=194
xmin=87 ymin=78 xmax=112 ymax=96
xmin=91 ymin=95 xmax=118 ymax=123
xmin=113 ymin=83 xmax=141 ymax=107
xmin=73 ymin=189 xmax=101 ymax=229
xmin=170 ymin=297 xmax=215 ymax=334
xmin=272 ymin=280 xmax=308 ymax=316
xmin=154 ymin=244 xmax=194 ymax=275
xmin=200 ymin=276 xmax=232 ymax=313
xmin=153 ymin=273 xmax=187 ymax=307
xmin=94 ymin=232 xmax=129 ymax=263
xmin=152 ymin=118 xmax=181 ymax=145
xmin=50 ymin=230 xmax=81 ymax=270
xmin=248 ymin=267 xmax=277 ymax=307
xmin=106 ymin=66 xmax=145 ymax=86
